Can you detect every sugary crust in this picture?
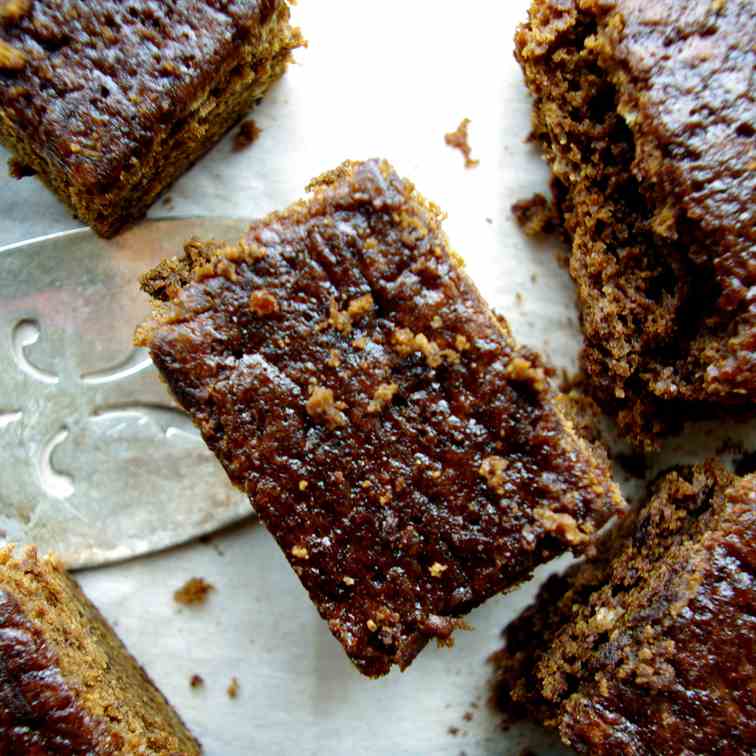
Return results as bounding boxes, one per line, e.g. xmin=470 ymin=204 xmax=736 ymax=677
xmin=492 ymin=461 xmax=756 ymax=755
xmin=0 ymin=0 xmax=301 ymax=236
xmin=0 ymin=544 xmax=200 ymax=754
xmin=515 ymin=0 xmax=755 ymax=446
xmin=138 ymin=158 xmax=623 ymax=677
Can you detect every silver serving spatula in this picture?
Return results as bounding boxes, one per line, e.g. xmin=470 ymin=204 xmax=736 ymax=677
xmin=0 ymin=219 xmax=250 ymax=569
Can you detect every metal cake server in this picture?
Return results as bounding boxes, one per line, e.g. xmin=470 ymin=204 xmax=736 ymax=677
xmin=0 ymin=219 xmax=251 ymax=569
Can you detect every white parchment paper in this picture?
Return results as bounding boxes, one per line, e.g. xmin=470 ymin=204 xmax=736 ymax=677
xmin=1 ymin=1 xmax=753 ymax=754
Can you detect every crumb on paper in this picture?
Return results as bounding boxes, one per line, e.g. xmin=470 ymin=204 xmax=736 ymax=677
xmin=233 ymin=119 xmax=261 ymax=151
xmin=444 ymin=118 xmax=479 ymax=169
xmin=511 ymin=193 xmax=557 ymax=236
xmin=8 ymin=156 xmax=35 ymax=179
xmin=174 ymin=577 xmax=215 ymax=606
xmin=190 ymin=674 xmax=204 ymax=689
xmin=227 ymin=676 xmax=240 ymax=699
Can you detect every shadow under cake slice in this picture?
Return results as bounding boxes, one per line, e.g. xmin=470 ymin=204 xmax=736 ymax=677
xmin=515 ymin=0 xmax=755 ymax=447
xmin=492 ymin=460 xmax=755 ymax=755
xmin=136 ymin=158 xmax=624 ymax=677
xmin=0 ymin=544 xmax=200 ymax=754
xmin=0 ymin=0 xmax=302 ymax=237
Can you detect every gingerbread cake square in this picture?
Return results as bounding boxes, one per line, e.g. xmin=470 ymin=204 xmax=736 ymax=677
xmin=137 ymin=159 xmax=623 ymax=677
xmin=493 ymin=460 xmax=755 ymax=754
xmin=0 ymin=0 xmax=301 ymax=237
xmin=515 ymin=0 xmax=755 ymax=446
xmin=0 ymin=544 xmax=200 ymax=754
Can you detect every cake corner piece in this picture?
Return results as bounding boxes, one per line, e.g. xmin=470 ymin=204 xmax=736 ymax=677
xmin=491 ymin=459 xmax=755 ymax=754
xmin=137 ymin=158 xmax=624 ymax=677
xmin=0 ymin=542 xmax=202 ymax=754
xmin=0 ymin=0 xmax=303 ymax=237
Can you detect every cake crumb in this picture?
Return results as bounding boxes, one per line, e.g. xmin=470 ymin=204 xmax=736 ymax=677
xmin=429 ymin=562 xmax=448 ymax=578
xmin=298 ymin=480 xmax=308 ymax=491
xmin=479 ymin=456 xmax=508 ymax=493
xmin=291 ymin=545 xmax=309 ymax=560
xmin=533 ymin=509 xmax=590 ymax=545
xmin=0 ymin=0 xmax=30 ymax=25
xmin=0 ymin=39 xmax=25 ymax=70
xmin=454 ymin=335 xmax=471 ymax=351
xmin=343 ymin=576 xmax=355 ymax=586
xmin=511 ymin=193 xmax=557 ymax=236
xmin=445 ymin=118 xmax=479 ymax=169
xmin=367 ymin=619 xmax=378 ymax=631
xmin=347 ymin=293 xmax=374 ymax=319
xmin=7 ymin=156 xmax=35 ymax=178
xmin=249 ymin=289 xmax=279 ymax=316
xmin=326 ymin=349 xmax=341 ymax=368
xmin=174 ymin=577 xmax=215 ymax=606
xmin=328 ymin=294 xmax=373 ymax=334
xmin=233 ymin=119 xmax=261 ymax=151
xmin=227 ymin=677 xmax=240 ymax=699
xmin=367 ymin=382 xmax=399 ymax=413
xmin=392 ymin=328 xmax=459 ymax=368
xmin=189 ymin=674 xmax=204 ymax=689
xmin=306 ymin=384 xmax=348 ymax=429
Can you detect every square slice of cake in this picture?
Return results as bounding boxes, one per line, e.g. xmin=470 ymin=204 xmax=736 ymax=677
xmin=515 ymin=0 xmax=755 ymax=446
xmin=136 ymin=159 xmax=624 ymax=677
xmin=0 ymin=545 xmax=200 ymax=754
xmin=0 ymin=0 xmax=302 ymax=237
xmin=492 ymin=460 xmax=755 ymax=755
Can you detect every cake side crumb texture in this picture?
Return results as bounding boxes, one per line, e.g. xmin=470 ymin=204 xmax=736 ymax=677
xmin=137 ymin=158 xmax=624 ymax=677
xmin=515 ymin=0 xmax=755 ymax=446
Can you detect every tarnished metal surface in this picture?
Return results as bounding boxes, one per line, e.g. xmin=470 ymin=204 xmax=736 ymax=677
xmin=0 ymin=220 xmax=250 ymax=568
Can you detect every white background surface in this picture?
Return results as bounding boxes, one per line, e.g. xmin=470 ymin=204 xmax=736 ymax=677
xmin=1 ymin=1 xmax=753 ymax=754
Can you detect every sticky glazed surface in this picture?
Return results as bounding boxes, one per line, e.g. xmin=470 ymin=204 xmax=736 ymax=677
xmin=515 ymin=0 xmax=755 ymax=446
xmin=0 ymin=0 xmax=300 ymax=235
xmin=139 ymin=159 xmax=623 ymax=676
xmin=493 ymin=461 xmax=756 ymax=755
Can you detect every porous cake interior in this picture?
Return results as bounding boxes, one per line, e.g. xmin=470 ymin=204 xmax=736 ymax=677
xmin=0 ymin=546 xmax=199 ymax=753
xmin=516 ymin=3 xmax=751 ymax=445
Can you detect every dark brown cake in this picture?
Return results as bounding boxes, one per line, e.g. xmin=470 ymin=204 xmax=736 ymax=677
xmin=515 ymin=0 xmax=755 ymax=447
xmin=492 ymin=460 xmax=755 ymax=755
xmin=136 ymin=159 xmax=625 ymax=677
xmin=0 ymin=544 xmax=200 ymax=754
xmin=0 ymin=0 xmax=302 ymax=237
